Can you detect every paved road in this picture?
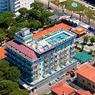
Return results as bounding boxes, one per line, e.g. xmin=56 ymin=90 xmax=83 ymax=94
xmin=30 ymin=62 xmax=77 ymax=95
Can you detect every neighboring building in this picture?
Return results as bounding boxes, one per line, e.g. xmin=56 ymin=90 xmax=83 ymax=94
xmin=0 ymin=0 xmax=34 ymax=13
xmin=76 ymin=64 xmax=95 ymax=93
xmin=51 ymin=82 xmax=93 ymax=95
xmin=9 ymin=0 xmax=34 ymax=13
xmin=51 ymin=82 xmax=75 ymax=95
xmin=72 ymin=27 xmax=86 ymax=37
xmin=75 ymin=89 xmax=92 ymax=95
xmin=0 ymin=0 xmax=9 ymax=13
xmin=6 ymin=23 xmax=77 ymax=90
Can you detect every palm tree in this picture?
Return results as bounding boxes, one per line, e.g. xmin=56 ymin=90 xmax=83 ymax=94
xmin=90 ymin=36 xmax=95 ymax=45
xmin=75 ymin=41 xmax=79 ymax=48
xmin=83 ymin=35 xmax=89 ymax=45
xmin=59 ymin=1 xmax=66 ymax=15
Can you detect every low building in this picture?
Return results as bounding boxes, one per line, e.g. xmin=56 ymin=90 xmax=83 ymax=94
xmin=51 ymin=82 xmax=94 ymax=95
xmin=73 ymin=27 xmax=86 ymax=37
xmin=75 ymin=89 xmax=92 ymax=95
xmin=51 ymin=82 xmax=75 ymax=95
xmin=76 ymin=64 xmax=95 ymax=93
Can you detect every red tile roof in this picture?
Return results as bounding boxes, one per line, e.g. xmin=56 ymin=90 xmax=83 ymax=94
xmin=7 ymin=41 xmax=37 ymax=61
xmin=76 ymin=64 xmax=95 ymax=83
xmin=73 ymin=27 xmax=86 ymax=35
xmin=0 ymin=47 xmax=6 ymax=60
xmin=51 ymin=82 xmax=75 ymax=95
xmin=75 ymin=90 xmax=92 ymax=95
xmin=33 ymin=23 xmax=72 ymax=39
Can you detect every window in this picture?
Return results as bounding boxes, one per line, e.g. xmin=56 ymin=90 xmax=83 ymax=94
xmin=92 ymin=85 xmax=95 ymax=88
xmin=88 ymin=83 xmax=91 ymax=86
xmin=82 ymin=80 xmax=84 ymax=82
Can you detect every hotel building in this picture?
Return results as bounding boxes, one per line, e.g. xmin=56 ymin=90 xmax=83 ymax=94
xmin=6 ymin=23 xmax=77 ymax=90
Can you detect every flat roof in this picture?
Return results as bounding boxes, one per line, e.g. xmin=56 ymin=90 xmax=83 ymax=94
xmin=76 ymin=64 xmax=95 ymax=83
xmin=7 ymin=41 xmax=37 ymax=61
xmin=73 ymin=27 xmax=86 ymax=35
xmin=31 ymin=29 xmax=74 ymax=54
xmin=0 ymin=47 xmax=6 ymax=60
xmin=51 ymin=82 xmax=75 ymax=95
xmin=33 ymin=23 xmax=72 ymax=39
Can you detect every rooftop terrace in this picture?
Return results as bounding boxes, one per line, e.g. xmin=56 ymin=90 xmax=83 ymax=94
xmin=29 ymin=28 xmax=75 ymax=54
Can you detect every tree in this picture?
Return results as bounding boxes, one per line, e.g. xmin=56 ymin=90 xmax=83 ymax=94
xmin=18 ymin=7 xmax=28 ymax=17
xmin=0 ymin=33 xmax=6 ymax=43
xmin=85 ymin=7 xmax=95 ymax=24
xmin=0 ymin=80 xmax=19 ymax=95
xmin=28 ymin=20 xmax=42 ymax=29
xmin=90 ymin=36 xmax=95 ymax=45
xmin=0 ymin=60 xmax=9 ymax=72
xmin=4 ymin=66 xmax=20 ymax=82
xmin=59 ymin=1 xmax=66 ymax=15
xmin=28 ymin=9 xmax=42 ymax=20
xmin=2 ymin=11 xmax=15 ymax=18
xmin=0 ymin=71 xmax=3 ymax=81
xmin=9 ymin=89 xmax=29 ymax=95
xmin=75 ymin=41 xmax=79 ymax=48
xmin=0 ymin=12 xmax=15 ymax=29
xmin=7 ymin=26 xmax=20 ymax=40
xmin=40 ymin=9 xmax=53 ymax=24
xmin=31 ymin=2 xmax=44 ymax=10
xmin=83 ymin=35 xmax=89 ymax=44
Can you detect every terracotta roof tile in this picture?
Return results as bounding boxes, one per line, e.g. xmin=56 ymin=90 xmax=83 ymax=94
xmin=7 ymin=41 xmax=37 ymax=61
xmin=51 ymin=82 xmax=75 ymax=95
xmin=33 ymin=23 xmax=72 ymax=39
xmin=76 ymin=64 xmax=95 ymax=83
xmin=0 ymin=47 xmax=6 ymax=60
xmin=75 ymin=89 xmax=92 ymax=95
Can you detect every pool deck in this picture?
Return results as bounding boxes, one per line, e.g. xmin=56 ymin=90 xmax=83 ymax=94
xmin=29 ymin=29 xmax=75 ymax=54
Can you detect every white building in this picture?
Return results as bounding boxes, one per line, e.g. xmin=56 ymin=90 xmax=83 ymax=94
xmin=0 ymin=0 xmax=34 ymax=13
xmin=10 ymin=0 xmax=34 ymax=12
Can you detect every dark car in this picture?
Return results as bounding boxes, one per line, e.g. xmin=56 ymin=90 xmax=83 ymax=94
xmin=88 ymin=27 xmax=95 ymax=34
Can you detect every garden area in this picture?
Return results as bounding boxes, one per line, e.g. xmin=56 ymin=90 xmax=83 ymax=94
xmin=75 ymin=35 xmax=95 ymax=56
xmin=53 ymin=0 xmax=95 ymax=23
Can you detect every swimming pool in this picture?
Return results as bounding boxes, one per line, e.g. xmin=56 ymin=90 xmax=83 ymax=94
xmin=46 ymin=32 xmax=70 ymax=45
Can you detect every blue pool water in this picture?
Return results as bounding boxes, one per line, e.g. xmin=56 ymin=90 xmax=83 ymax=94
xmin=46 ymin=32 xmax=70 ymax=45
